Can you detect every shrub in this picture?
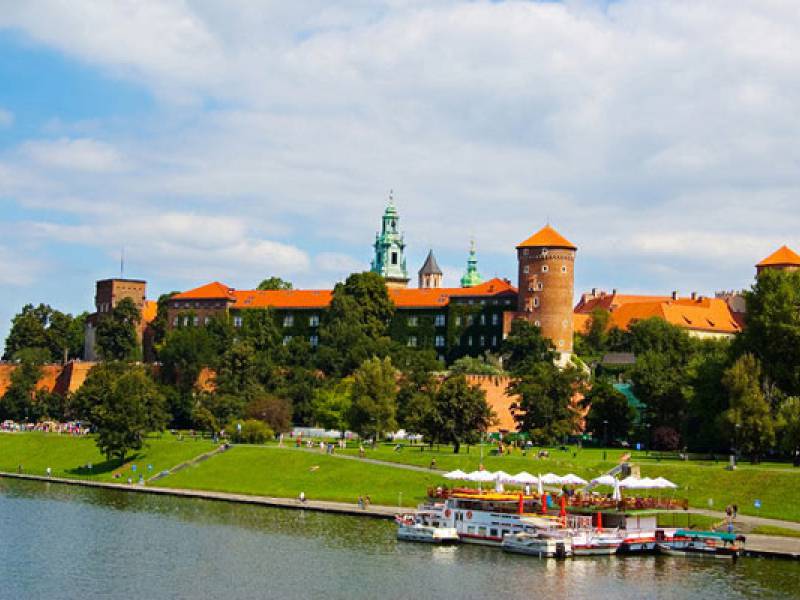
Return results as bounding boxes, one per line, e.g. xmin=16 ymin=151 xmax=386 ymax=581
xmin=226 ymin=419 xmax=274 ymax=444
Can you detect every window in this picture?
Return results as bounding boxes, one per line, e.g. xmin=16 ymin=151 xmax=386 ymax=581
xmin=172 ymin=317 xmax=179 ymax=327
xmin=455 ymin=316 xmax=462 ymax=327
xmin=283 ymin=335 xmax=292 ymax=346
xmin=204 ymin=316 xmax=211 ymax=326
xmin=283 ymin=314 xmax=294 ymax=328
xmin=434 ymin=314 xmax=446 ymax=327
xmin=407 ymin=336 xmax=417 ymax=347
xmin=537 ymin=282 xmax=544 ymax=291
xmin=435 ymin=335 xmax=445 ymax=347
xmin=523 ymin=265 xmax=529 ymax=274
xmin=233 ymin=316 xmax=243 ymax=328
xmin=479 ymin=335 xmax=485 ymax=347
xmin=183 ymin=316 xmax=190 ymax=327
xmin=391 ymin=252 xmax=398 ymax=265
xmin=466 ymin=315 xmax=474 ymax=326
xmin=504 ymin=299 xmax=512 ymax=305
xmin=407 ymin=316 xmax=418 ymax=327
xmin=479 ymin=314 xmax=486 ymax=325
xmin=534 ymin=320 xmax=541 ymax=327
xmin=558 ymin=339 xmax=564 ymax=347
xmin=533 ymin=297 xmax=540 ymax=308
xmin=468 ymin=336 xmax=473 ymax=347
xmin=309 ymin=314 xmax=319 ymax=327
xmin=492 ymin=335 xmax=497 ymax=346
xmin=192 ymin=316 xmax=199 ymax=327
xmin=492 ymin=314 xmax=499 ymax=326
xmin=561 ymin=265 xmax=568 ymax=273
xmin=310 ymin=335 xmax=319 ymax=347
xmin=542 ymin=265 xmax=549 ymax=273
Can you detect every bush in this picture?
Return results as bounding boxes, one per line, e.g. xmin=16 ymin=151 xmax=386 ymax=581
xmin=226 ymin=419 xmax=274 ymax=444
xmin=244 ymin=393 xmax=293 ymax=433
xmin=653 ymin=426 xmax=681 ymax=451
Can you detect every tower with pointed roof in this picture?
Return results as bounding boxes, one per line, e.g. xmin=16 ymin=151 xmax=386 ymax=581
xmin=756 ymin=245 xmax=800 ymax=276
xmin=515 ymin=225 xmax=577 ymax=355
xmin=418 ymin=249 xmax=443 ymax=289
xmin=460 ymin=240 xmax=483 ymax=288
xmin=371 ymin=194 xmax=410 ymax=288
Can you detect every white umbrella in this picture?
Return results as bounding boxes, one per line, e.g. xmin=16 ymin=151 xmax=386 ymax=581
xmin=537 ymin=473 xmax=544 ymax=496
xmin=443 ymin=469 xmax=468 ymax=480
xmin=619 ymin=476 xmax=652 ymax=489
xmin=540 ymin=473 xmax=563 ymax=485
xmin=591 ymin=475 xmax=617 ymax=487
xmin=652 ymin=477 xmax=678 ymax=489
xmin=510 ymin=471 xmax=538 ymax=485
xmin=493 ymin=470 xmax=512 ymax=482
xmin=466 ymin=470 xmax=496 ymax=483
xmin=638 ymin=477 xmax=658 ymax=489
xmin=561 ymin=473 xmax=588 ymax=486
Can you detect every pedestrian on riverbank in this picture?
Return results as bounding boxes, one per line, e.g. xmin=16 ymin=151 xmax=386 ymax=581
xmin=46 ymin=467 xmax=51 ymax=478
xmin=299 ymin=491 xmax=306 ymax=503
xmin=358 ymin=496 xmax=364 ymax=509
xmin=429 ymin=458 xmax=437 ymax=470
xmin=365 ymin=495 xmax=371 ymax=508
xmin=733 ymin=504 xmax=738 ymax=520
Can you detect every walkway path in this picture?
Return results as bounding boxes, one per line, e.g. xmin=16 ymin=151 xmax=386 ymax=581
xmin=279 ymin=445 xmax=440 ymax=473
xmin=147 ymin=444 xmax=229 ymax=483
xmin=689 ymin=508 xmax=800 ymax=533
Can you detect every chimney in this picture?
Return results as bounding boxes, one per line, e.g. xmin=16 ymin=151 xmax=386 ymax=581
xmin=612 ymin=288 xmax=617 ymax=295
xmin=671 ymin=290 xmax=678 ymax=300
xmin=691 ymin=291 xmax=697 ymax=300
xmin=591 ymin=287 xmax=597 ymax=297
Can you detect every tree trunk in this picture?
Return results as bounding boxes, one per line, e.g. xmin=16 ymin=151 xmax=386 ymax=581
xmin=453 ymin=441 xmax=460 ymax=454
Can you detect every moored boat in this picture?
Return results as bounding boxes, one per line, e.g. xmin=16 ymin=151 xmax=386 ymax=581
xmin=657 ymin=530 xmax=745 ymax=559
xmin=501 ymin=531 xmax=573 ymax=558
xmin=395 ymin=513 xmax=460 ymax=544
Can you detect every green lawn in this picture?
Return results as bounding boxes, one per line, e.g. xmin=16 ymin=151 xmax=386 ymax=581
xmin=751 ymin=525 xmax=800 ymax=538
xmin=332 ymin=443 xmax=800 ymax=522
xmin=163 ymin=446 xmax=442 ymax=507
xmin=0 ymin=432 xmax=216 ymax=482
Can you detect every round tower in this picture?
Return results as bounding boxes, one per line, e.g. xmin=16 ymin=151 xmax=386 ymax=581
xmin=516 ymin=225 xmax=577 ymax=355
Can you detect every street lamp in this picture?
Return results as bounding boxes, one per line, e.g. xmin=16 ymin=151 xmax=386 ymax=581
xmin=733 ymin=422 xmax=742 ymax=467
xmin=603 ymin=419 xmax=609 ymax=447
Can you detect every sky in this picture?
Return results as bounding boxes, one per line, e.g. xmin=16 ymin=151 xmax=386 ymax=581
xmin=1 ymin=0 xmax=799 ymax=345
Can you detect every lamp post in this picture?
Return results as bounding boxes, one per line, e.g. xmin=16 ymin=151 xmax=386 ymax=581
xmin=603 ymin=420 xmax=609 ymax=447
xmin=733 ymin=422 xmax=742 ymax=467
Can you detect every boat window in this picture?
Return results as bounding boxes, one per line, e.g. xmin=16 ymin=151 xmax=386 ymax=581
xmin=490 ymin=529 xmax=498 ymax=537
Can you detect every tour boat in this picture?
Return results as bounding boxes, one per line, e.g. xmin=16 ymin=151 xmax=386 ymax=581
xmin=395 ymin=513 xmax=459 ymax=544
xmin=570 ymin=529 xmax=625 ymax=556
xmin=501 ymin=531 xmax=573 ymax=558
xmin=656 ymin=530 xmax=745 ymax=559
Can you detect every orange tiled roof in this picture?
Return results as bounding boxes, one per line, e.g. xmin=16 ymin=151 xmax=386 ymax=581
xmin=173 ymin=281 xmax=235 ymax=300
xmin=756 ymin=245 xmax=800 ymax=268
xmin=608 ymin=297 xmax=741 ymax=335
xmin=517 ymin=225 xmax=576 ymax=250
xmin=179 ymin=277 xmax=517 ymax=311
xmin=575 ymin=293 xmax=672 ymax=314
xmin=573 ymin=313 xmax=592 ymax=335
xmin=141 ymin=300 xmax=158 ymax=324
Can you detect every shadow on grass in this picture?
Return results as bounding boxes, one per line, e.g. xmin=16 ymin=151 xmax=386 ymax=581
xmin=67 ymin=453 xmax=144 ymax=477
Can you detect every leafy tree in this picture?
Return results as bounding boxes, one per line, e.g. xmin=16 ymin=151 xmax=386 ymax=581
xmin=150 ymin=292 xmax=180 ymax=346
xmin=226 ymin=418 xmax=273 ymax=444
xmin=194 ymin=392 xmax=244 ymax=430
xmin=419 ymin=375 xmax=495 ymax=453
xmin=739 ymin=269 xmax=800 ymax=395
xmin=722 ymin=353 xmax=775 ymax=463
xmin=502 ymin=319 xmax=556 ymax=372
xmin=192 ymin=405 xmax=219 ymax=435
xmin=90 ymin=366 xmax=168 ymax=461
xmin=630 ymin=350 xmax=688 ymax=434
xmin=0 ymin=355 xmax=43 ymax=421
xmin=348 ymin=356 xmax=397 ymax=439
xmin=392 ymin=347 xmax=440 ymax=429
xmin=159 ymin=326 xmax=217 ymax=394
xmin=685 ymin=339 xmax=732 ymax=452
xmin=317 ymin=272 xmax=395 ymax=376
xmin=245 ymin=392 xmax=293 ymax=433
xmin=312 ymin=380 xmax=353 ymax=431
xmin=4 ymin=304 xmax=86 ymax=362
xmin=652 ymin=426 xmax=681 ymax=451
xmin=584 ymin=379 xmax=635 ymax=443
xmin=70 ymin=362 xmax=129 ymax=421
xmin=257 ymin=277 xmax=293 ymax=291
xmin=777 ymin=396 xmax=800 ymax=466
xmin=240 ymin=309 xmax=281 ymax=356
xmin=4 ymin=304 xmax=51 ymax=360
xmin=96 ymin=298 xmax=141 ymax=361
xmin=449 ymin=353 xmax=503 ymax=376
xmin=215 ymin=341 xmax=259 ymax=398
xmin=581 ymin=308 xmax=612 ymax=356
xmin=270 ymin=365 xmax=322 ymax=426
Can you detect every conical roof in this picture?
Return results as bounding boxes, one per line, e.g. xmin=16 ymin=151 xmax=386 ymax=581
xmin=756 ymin=245 xmax=800 ymax=267
xmin=418 ymin=249 xmax=442 ymax=275
xmin=517 ymin=225 xmax=576 ymax=249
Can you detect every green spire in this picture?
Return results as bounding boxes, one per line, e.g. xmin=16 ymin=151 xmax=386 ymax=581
xmin=460 ymin=239 xmax=483 ymax=288
xmin=371 ymin=191 xmax=409 ymax=287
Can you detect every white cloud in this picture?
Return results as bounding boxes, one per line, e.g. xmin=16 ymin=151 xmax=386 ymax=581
xmin=20 ymin=138 xmax=127 ymax=172
xmin=0 ymin=108 xmax=12 ymax=127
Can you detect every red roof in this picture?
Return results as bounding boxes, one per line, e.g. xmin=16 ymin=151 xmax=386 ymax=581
xmin=756 ymin=245 xmax=800 ymax=268
xmin=176 ymin=277 xmax=517 ymax=310
xmin=517 ymin=225 xmax=576 ymax=250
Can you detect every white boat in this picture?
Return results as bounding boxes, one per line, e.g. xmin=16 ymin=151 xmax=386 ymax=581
xmin=395 ymin=514 xmax=459 ymax=544
xmin=570 ymin=530 xmax=625 ymax=556
xmin=502 ymin=532 xmax=573 ymax=558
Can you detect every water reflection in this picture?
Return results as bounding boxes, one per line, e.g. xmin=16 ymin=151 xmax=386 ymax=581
xmin=1 ymin=479 xmax=799 ymax=600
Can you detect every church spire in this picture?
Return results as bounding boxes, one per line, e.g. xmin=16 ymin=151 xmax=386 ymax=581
xmin=418 ymin=249 xmax=443 ymax=289
xmin=370 ymin=192 xmax=410 ymax=288
xmin=460 ymin=239 xmax=483 ymax=288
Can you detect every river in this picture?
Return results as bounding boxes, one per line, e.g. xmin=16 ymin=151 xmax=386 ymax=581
xmin=0 ymin=479 xmax=798 ymax=599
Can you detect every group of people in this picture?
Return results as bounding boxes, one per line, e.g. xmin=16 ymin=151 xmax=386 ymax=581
xmin=357 ymin=495 xmax=372 ymax=509
xmin=1 ymin=420 xmax=88 ymax=435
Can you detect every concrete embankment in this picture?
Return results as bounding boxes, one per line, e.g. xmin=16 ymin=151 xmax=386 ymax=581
xmin=0 ymin=471 xmax=397 ymax=519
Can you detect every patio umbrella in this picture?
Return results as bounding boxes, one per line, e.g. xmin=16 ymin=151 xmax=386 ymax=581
xmin=618 ymin=476 xmax=647 ymax=489
xmin=493 ymin=470 xmax=512 ymax=482
xmin=561 ymin=473 xmax=588 ymax=486
xmin=591 ymin=474 xmax=617 ymax=487
xmin=652 ymin=476 xmax=678 ymax=489
xmin=466 ymin=470 xmax=496 ymax=483
xmin=443 ymin=469 xmax=468 ymax=480
xmin=510 ymin=471 xmax=538 ymax=485
xmin=612 ymin=477 xmax=622 ymax=501
xmin=537 ymin=473 xmax=544 ymax=496
xmin=540 ymin=473 xmax=563 ymax=486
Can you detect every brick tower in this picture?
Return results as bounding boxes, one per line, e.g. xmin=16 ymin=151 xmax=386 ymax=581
xmin=515 ymin=225 xmax=577 ymax=355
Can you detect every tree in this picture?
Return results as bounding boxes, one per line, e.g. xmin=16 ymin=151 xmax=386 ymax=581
xmin=722 ymin=353 xmax=775 ymax=463
xmin=4 ymin=303 xmax=86 ymax=362
xmin=312 ymin=381 xmax=352 ymax=432
xmin=150 ymin=291 xmax=180 ymax=346
xmin=0 ymin=354 xmax=43 ymax=421
xmin=226 ymin=419 xmax=273 ymax=444
xmin=215 ymin=341 xmax=259 ymax=398
xmin=630 ymin=350 xmax=688 ymax=433
xmin=449 ymin=353 xmax=503 ymax=376
xmin=652 ymin=426 xmax=681 ymax=451
xmin=90 ymin=366 xmax=168 ymax=461
xmin=317 ymin=272 xmax=395 ymax=376
xmin=159 ymin=326 xmax=217 ymax=394
xmin=245 ymin=393 xmax=293 ymax=433
xmin=95 ymin=298 xmax=141 ymax=361
xmin=419 ymin=375 xmax=495 ymax=453
xmin=685 ymin=339 xmax=732 ymax=452
xmin=502 ymin=319 xmax=556 ymax=372
xmin=739 ymin=269 xmax=800 ymax=396
xmin=581 ymin=308 xmax=612 ymax=356
xmin=777 ymin=397 xmax=800 ymax=466
xmin=257 ymin=277 xmax=293 ymax=291
xmin=348 ymin=356 xmax=397 ymax=439
xmin=584 ymin=379 xmax=635 ymax=443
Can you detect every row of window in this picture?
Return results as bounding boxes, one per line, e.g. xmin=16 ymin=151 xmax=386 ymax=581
xmin=406 ymin=335 xmax=498 ymax=348
xmin=282 ymin=335 xmax=318 ymax=347
xmin=282 ymin=315 xmax=319 ymax=328
xmin=458 ymin=298 xmax=513 ymax=306
xmin=523 ymin=264 xmax=568 ymax=274
xmin=173 ymin=301 xmax=227 ymax=309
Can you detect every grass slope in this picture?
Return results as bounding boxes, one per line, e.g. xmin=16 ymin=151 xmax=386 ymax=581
xmin=164 ymin=446 xmax=442 ymax=507
xmin=0 ymin=432 xmax=215 ymax=482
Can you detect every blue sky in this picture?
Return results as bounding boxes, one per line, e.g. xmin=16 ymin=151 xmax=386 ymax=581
xmin=1 ymin=0 xmax=799 ymax=348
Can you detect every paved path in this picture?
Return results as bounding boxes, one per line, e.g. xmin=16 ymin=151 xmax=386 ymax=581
xmin=279 ymin=445 xmax=441 ymax=473
xmin=688 ymin=508 xmax=800 ymax=533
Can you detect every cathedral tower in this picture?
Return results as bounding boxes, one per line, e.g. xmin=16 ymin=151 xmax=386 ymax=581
xmin=418 ymin=249 xmax=443 ymax=289
xmin=460 ymin=239 xmax=483 ymax=288
xmin=516 ymin=225 xmax=577 ymax=354
xmin=371 ymin=195 xmax=410 ymax=288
